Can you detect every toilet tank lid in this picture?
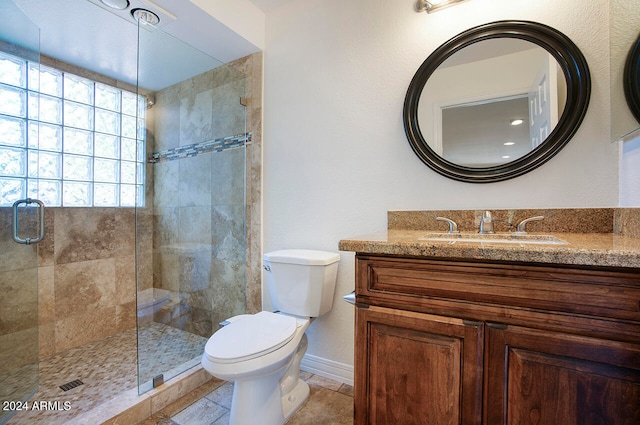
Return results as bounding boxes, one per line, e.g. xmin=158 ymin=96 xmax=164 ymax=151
xmin=263 ymin=249 xmax=340 ymax=265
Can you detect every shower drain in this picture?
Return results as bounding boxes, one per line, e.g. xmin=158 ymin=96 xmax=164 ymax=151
xmin=59 ymin=379 xmax=84 ymax=392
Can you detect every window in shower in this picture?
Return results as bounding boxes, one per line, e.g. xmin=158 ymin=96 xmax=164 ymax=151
xmin=0 ymin=50 xmax=146 ymax=207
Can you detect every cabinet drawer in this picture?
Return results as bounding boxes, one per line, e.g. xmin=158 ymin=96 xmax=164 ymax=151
xmin=356 ymin=256 xmax=640 ymax=323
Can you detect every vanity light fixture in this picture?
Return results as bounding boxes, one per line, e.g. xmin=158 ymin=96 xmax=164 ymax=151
xmin=416 ymin=0 xmax=468 ymax=13
xmin=100 ymin=0 xmax=130 ymax=9
xmin=510 ymin=119 xmax=524 ymax=126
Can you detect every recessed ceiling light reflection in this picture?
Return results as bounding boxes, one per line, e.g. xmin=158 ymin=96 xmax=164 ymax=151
xmin=510 ymin=119 xmax=524 ymax=126
xmin=100 ymin=0 xmax=130 ymax=10
xmin=504 ymin=142 xmax=515 ymax=146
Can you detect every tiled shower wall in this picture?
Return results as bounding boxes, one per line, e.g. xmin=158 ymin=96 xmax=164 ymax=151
xmin=37 ymin=208 xmax=144 ymax=358
xmin=0 ymin=207 xmax=145 ymax=361
xmin=1 ymin=51 xmax=262 ymax=362
xmin=146 ymin=54 xmax=259 ymax=337
xmin=230 ymin=53 xmax=263 ymax=317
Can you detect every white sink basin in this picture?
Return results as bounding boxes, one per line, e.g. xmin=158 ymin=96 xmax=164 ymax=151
xmin=418 ymin=233 xmax=568 ymax=245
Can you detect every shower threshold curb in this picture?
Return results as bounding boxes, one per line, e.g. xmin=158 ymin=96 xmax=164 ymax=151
xmin=65 ymin=363 xmax=212 ymax=425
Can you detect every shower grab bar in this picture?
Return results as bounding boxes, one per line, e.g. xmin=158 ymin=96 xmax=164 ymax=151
xmin=12 ymin=198 xmax=45 ymax=245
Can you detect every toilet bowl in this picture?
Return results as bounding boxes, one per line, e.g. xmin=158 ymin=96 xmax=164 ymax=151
xmin=201 ymin=249 xmax=340 ymax=425
xmin=201 ymin=311 xmax=311 ymax=424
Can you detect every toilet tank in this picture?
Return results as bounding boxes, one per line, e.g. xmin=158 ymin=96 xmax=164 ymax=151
xmin=263 ymin=249 xmax=340 ymax=317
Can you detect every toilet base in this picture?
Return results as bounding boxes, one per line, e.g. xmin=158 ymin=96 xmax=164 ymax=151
xmin=282 ymin=378 xmax=310 ymax=421
xmin=229 ymin=373 xmax=285 ymax=425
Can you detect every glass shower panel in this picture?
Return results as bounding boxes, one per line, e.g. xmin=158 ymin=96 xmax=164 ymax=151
xmin=0 ymin=1 xmax=40 ymax=423
xmin=135 ymin=20 xmax=247 ymax=393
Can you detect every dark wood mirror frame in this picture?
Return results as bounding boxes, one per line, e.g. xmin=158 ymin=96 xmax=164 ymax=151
xmin=403 ymin=20 xmax=591 ymax=183
xmin=624 ymin=32 xmax=640 ymax=124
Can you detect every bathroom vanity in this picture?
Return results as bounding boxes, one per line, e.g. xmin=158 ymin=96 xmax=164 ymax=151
xmin=339 ymin=209 xmax=640 ymax=424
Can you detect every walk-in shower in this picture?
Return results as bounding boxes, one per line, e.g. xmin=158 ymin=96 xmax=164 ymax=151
xmin=0 ymin=0 xmax=252 ymax=423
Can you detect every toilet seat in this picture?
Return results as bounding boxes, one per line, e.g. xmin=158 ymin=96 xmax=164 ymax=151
xmin=204 ymin=311 xmax=298 ymax=364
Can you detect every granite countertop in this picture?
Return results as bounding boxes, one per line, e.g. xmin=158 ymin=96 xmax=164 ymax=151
xmin=339 ymin=230 xmax=640 ymax=269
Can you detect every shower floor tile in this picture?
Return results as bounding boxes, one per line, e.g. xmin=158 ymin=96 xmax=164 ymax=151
xmin=138 ymin=322 xmax=208 ymax=385
xmin=6 ymin=322 xmax=207 ymax=425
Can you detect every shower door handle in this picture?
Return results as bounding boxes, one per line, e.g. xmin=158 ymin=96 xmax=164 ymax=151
xmin=12 ymin=198 xmax=45 ymax=245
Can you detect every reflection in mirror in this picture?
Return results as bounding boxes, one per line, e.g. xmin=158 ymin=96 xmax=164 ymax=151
xmin=419 ymin=39 xmax=567 ymax=167
xmin=404 ymin=20 xmax=591 ymax=183
xmin=610 ymin=0 xmax=640 ymax=140
xmin=441 ymin=97 xmax=529 ymax=167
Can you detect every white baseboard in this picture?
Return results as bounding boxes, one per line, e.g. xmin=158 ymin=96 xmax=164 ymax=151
xmin=300 ymin=354 xmax=354 ymax=386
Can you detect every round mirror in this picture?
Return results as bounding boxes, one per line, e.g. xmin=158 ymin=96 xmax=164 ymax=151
xmin=624 ymin=32 xmax=640 ymax=123
xmin=404 ymin=20 xmax=591 ymax=183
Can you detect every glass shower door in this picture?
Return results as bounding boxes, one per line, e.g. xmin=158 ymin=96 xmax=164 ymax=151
xmin=135 ymin=18 xmax=248 ymax=394
xmin=0 ymin=0 xmax=41 ymax=422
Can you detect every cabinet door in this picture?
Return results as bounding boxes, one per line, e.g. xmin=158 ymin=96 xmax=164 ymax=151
xmin=355 ymin=305 xmax=484 ymax=425
xmin=485 ymin=324 xmax=640 ymax=424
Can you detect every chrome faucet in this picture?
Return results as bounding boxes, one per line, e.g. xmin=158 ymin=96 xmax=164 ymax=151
xmin=436 ymin=217 xmax=459 ymax=234
xmin=514 ymin=216 xmax=544 ymax=235
xmin=478 ymin=210 xmax=494 ymax=234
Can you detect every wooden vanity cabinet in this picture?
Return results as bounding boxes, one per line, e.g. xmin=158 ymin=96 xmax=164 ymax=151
xmin=353 ymin=254 xmax=640 ymax=425
xmin=355 ymin=305 xmax=484 ymax=424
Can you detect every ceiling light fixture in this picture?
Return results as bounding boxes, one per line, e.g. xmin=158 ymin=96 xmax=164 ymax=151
xmin=416 ymin=0 xmax=468 ymax=13
xmin=504 ymin=142 xmax=515 ymax=146
xmin=100 ymin=0 xmax=130 ymax=10
xmin=131 ymin=8 xmax=160 ymax=25
xmin=510 ymin=119 xmax=524 ymax=126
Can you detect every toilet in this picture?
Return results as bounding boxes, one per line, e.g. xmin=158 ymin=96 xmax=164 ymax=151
xmin=201 ymin=249 xmax=340 ymax=425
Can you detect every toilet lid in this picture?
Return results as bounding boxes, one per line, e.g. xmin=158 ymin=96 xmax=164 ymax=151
xmin=204 ymin=311 xmax=298 ymax=364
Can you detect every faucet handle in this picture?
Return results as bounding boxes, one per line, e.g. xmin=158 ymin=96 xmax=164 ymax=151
xmin=436 ymin=217 xmax=459 ymax=234
xmin=514 ymin=216 xmax=544 ymax=235
xmin=479 ymin=210 xmax=494 ymax=234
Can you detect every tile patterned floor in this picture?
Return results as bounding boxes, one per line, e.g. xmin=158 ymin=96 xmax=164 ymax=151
xmin=5 ymin=322 xmax=207 ymax=425
xmin=139 ymin=372 xmax=354 ymax=425
xmin=2 ymin=322 xmax=353 ymax=425
xmin=138 ymin=322 xmax=208 ymax=385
